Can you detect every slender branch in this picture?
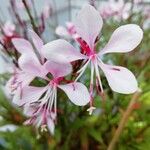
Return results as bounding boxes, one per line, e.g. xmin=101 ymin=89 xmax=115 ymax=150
xmin=31 ymin=0 xmax=38 ymax=20
xmin=0 ymin=40 xmax=18 ymax=67
xmin=107 ymin=90 xmax=141 ymax=150
xmin=22 ymin=0 xmax=39 ymax=35
xmin=10 ymin=0 xmax=25 ymax=27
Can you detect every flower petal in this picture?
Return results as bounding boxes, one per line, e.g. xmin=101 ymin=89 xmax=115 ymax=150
xmin=12 ymin=38 xmax=34 ymax=54
xmin=23 ymin=104 xmax=38 ymax=117
xmin=10 ymin=72 xmax=35 ymax=105
xmin=28 ymin=29 xmax=44 ymax=55
xmin=21 ymin=86 xmax=48 ymax=105
xmin=99 ymin=63 xmax=138 ymax=94
xmin=42 ymin=39 xmax=87 ymax=63
xmin=99 ymin=24 xmax=143 ymax=55
xmin=58 ymin=82 xmax=90 ymax=106
xmin=44 ymin=61 xmax=72 ymax=78
xmin=18 ymin=71 xmax=35 ymax=87
xmin=75 ymin=4 xmax=103 ymax=49
xmin=18 ymin=54 xmax=45 ymax=77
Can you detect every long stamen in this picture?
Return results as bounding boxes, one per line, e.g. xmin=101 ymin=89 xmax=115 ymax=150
xmin=38 ymin=84 xmax=57 ymax=117
xmin=97 ymin=56 xmax=104 ymax=65
xmin=46 ymin=87 xmax=54 ymax=114
xmin=27 ymin=84 xmax=58 ymax=132
xmin=75 ymin=59 xmax=91 ymax=82
xmin=40 ymin=86 xmax=56 ymax=132
xmin=90 ymin=61 xmax=94 ymax=87
xmin=49 ymin=87 xmax=55 ymax=113
xmin=96 ymin=58 xmax=106 ymax=103
xmin=90 ymin=62 xmax=94 ymax=105
xmin=94 ymin=59 xmax=104 ymax=93
xmin=42 ymin=101 xmax=48 ymax=124
xmin=54 ymin=87 xmax=57 ymax=116
xmin=87 ymin=61 xmax=96 ymax=115
xmin=39 ymin=87 xmax=52 ymax=108
xmin=46 ymin=90 xmax=52 ymax=113
xmin=77 ymin=59 xmax=90 ymax=73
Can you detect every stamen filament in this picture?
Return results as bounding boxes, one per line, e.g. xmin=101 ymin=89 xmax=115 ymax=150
xmin=94 ymin=59 xmax=104 ymax=93
xmin=75 ymin=59 xmax=91 ymax=81
xmin=54 ymin=88 xmax=57 ymax=116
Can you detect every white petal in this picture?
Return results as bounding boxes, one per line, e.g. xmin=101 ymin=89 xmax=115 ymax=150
xmin=6 ymin=71 xmax=34 ymax=95
xmin=100 ymin=63 xmax=138 ymax=94
xmin=42 ymin=39 xmax=86 ymax=63
xmin=75 ymin=4 xmax=103 ymax=49
xmin=44 ymin=61 xmax=72 ymax=78
xmin=18 ymin=54 xmax=45 ymax=77
xmin=58 ymin=82 xmax=90 ymax=106
xmin=21 ymin=86 xmax=48 ymax=105
xmin=99 ymin=24 xmax=143 ymax=55
xmin=18 ymin=72 xmax=35 ymax=87
xmin=28 ymin=29 xmax=44 ymax=55
xmin=12 ymin=38 xmax=34 ymax=54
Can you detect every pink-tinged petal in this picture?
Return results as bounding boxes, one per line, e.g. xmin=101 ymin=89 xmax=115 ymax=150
xmin=44 ymin=61 xmax=72 ymax=78
xmin=99 ymin=24 xmax=143 ymax=55
xmin=99 ymin=63 xmax=138 ymax=94
xmin=18 ymin=54 xmax=46 ymax=77
xmin=12 ymin=38 xmax=34 ymax=54
xmin=47 ymin=118 xmax=55 ymax=135
xmin=55 ymin=26 xmax=71 ymax=39
xmin=18 ymin=72 xmax=35 ymax=87
xmin=6 ymin=70 xmax=34 ymax=96
xmin=23 ymin=106 xmax=31 ymax=117
xmin=18 ymin=54 xmax=40 ymax=73
xmin=75 ymin=4 xmax=103 ymax=49
xmin=23 ymin=104 xmax=38 ymax=117
xmin=20 ymin=86 xmax=48 ymax=105
xmin=28 ymin=29 xmax=44 ymax=55
xmin=58 ymin=82 xmax=90 ymax=106
xmin=42 ymin=39 xmax=87 ymax=63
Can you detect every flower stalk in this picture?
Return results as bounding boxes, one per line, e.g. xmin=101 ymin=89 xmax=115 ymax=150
xmin=107 ymin=89 xmax=141 ymax=150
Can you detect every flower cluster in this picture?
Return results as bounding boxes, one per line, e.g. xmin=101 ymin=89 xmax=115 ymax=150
xmin=6 ymin=4 xmax=143 ymax=134
xmin=99 ymin=0 xmax=131 ymax=20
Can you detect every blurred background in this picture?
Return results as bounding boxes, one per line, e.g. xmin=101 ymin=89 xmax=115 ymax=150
xmin=0 ymin=0 xmax=149 ymax=149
